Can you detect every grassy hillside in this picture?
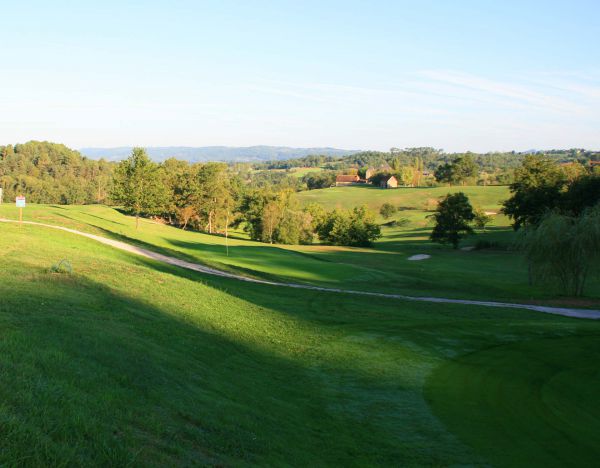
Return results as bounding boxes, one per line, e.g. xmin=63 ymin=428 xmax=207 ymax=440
xmin=296 ymin=184 xmax=509 ymax=211
xmin=288 ymin=166 xmax=323 ymax=178
xmin=2 ymin=184 xmax=597 ymax=304
xmin=1 ymin=216 xmax=599 ymax=466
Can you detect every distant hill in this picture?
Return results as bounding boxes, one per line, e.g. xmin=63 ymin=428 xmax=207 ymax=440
xmin=79 ymin=146 xmax=361 ymax=162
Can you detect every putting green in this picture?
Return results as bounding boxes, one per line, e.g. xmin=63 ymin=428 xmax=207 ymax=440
xmin=425 ymin=335 xmax=600 ymax=467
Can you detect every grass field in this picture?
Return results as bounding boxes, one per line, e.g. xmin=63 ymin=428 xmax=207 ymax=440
xmin=296 ymin=184 xmax=509 ymax=212
xmin=2 ymin=184 xmax=597 ymax=304
xmin=1 ymin=215 xmax=599 ymax=466
xmin=288 ymin=166 xmax=323 ymax=178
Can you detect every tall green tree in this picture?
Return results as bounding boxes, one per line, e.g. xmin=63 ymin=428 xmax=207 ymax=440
xmin=111 ymin=148 xmax=167 ymax=229
xmin=503 ymin=156 xmax=566 ymax=229
xmin=434 ymin=155 xmax=478 ymax=186
xmin=452 ymin=154 xmax=478 ymax=185
xmin=562 ymin=173 xmax=600 ymax=215
xmin=196 ymin=163 xmax=233 ymax=234
xmin=398 ymin=166 xmax=415 ymax=186
xmin=519 ymin=206 xmax=600 ymax=296
xmin=434 ymin=163 xmax=454 ymax=185
xmin=430 ymin=192 xmax=475 ymax=248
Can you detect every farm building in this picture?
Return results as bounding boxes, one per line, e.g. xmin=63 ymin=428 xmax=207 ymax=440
xmin=365 ymin=167 xmax=376 ymax=180
xmin=335 ymin=174 xmax=361 ymax=186
xmin=380 ymin=176 xmax=398 ymax=189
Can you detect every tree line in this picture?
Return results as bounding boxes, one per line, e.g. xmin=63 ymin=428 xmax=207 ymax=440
xmin=253 ymin=146 xmax=600 ymax=176
xmin=112 ymin=148 xmax=382 ymax=246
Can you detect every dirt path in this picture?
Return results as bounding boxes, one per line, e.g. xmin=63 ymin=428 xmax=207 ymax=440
xmin=3 ymin=218 xmax=599 ymax=320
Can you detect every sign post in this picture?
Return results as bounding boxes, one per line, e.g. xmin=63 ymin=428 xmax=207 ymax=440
xmin=15 ymin=195 xmax=25 ymax=226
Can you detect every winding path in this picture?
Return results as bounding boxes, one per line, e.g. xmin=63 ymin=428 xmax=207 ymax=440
xmin=3 ymin=218 xmax=599 ymax=320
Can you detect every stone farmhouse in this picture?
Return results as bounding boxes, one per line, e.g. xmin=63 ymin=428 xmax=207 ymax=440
xmin=335 ymin=174 xmax=361 ymax=186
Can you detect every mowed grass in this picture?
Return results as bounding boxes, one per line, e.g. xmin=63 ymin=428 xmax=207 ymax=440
xmin=296 ymin=184 xmax=509 ymax=212
xmin=1 ymin=220 xmax=599 ymax=466
xmin=1 ymin=183 xmax=598 ymax=304
xmin=289 ymin=166 xmax=323 ymax=178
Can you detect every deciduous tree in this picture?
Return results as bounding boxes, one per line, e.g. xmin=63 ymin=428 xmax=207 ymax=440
xmin=430 ymin=192 xmax=475 ymax=248
xmin=111 ymin=148 xmax=167 ymax=229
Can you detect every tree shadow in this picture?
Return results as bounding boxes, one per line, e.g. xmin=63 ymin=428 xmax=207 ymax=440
xmin=2 ymin=263 xmax=454 ymax=466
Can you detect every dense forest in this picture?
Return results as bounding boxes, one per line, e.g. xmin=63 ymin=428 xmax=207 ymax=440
xmin=0 ymin=142 xmax=113 ymax=204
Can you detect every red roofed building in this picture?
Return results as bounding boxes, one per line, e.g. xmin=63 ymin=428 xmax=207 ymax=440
xmin=335 ymin=175 xmax=360 ymax=186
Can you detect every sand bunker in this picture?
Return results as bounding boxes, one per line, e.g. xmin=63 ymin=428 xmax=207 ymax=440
xmin=408 ymin=254 xmax=431 ymax=261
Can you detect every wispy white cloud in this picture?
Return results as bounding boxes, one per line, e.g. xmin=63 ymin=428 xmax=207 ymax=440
xmin=416 ymin=70 xmax=591 ymax=114
xmin=245 ymin=69 xmax=598 ymax=118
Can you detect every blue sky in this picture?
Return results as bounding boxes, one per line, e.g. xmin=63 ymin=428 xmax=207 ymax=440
xmin=1 ymin=0 xmax=599 ymax=151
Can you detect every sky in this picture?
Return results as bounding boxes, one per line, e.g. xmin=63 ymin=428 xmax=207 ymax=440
xmin=1 ymin=0 xmax=599 ymax=152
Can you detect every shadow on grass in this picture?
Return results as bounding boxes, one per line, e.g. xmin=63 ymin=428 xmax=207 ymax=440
xmin=80 ymin=211 xmax=127 ymax=226
xmin=1 ymin=260 xmax=470 ymax=467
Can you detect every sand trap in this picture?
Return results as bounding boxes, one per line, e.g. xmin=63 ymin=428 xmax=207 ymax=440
xmin=408 ymin=254 xmax=431 ymax=261
xmin=461 ymin=246 xmax=475 ymax=251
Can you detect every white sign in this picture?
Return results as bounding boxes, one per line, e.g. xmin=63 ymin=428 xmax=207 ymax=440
xmin=16 ymin=196 xmax=26 ymax=208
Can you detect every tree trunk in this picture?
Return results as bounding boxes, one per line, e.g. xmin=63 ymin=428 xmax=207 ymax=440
xmin=225 ymin=210 xmax=229 ymax=256
xmin=136 ymin=214 xmax=139 ymax=230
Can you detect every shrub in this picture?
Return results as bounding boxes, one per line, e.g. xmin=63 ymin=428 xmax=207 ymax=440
xmin=50 ymin=259 xmax=73 ymax=274
xmin=379 ymin=203 xmax=397 ymax=219
xmin=473 ymin=208 xmax=492 ymax=231
xmin=318 ymin=206 xmax=382 ymax=247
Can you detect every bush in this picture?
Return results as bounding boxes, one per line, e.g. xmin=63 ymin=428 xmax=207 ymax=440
xmin=473 ymin=208 xmax=492 ymax=231
xmin=50 ymin=259 xmax=73 ymax=274
xmin=318 ymin=206 xmax=381 ymax=247
xmin=379 ymin=203 xmax=397 ymax=219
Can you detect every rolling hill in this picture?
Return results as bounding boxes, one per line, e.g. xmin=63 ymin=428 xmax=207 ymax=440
xmin=79 ymin=145 xmax=361 ymax=162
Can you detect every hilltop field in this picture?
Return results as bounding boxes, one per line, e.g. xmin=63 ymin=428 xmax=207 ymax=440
xmin=1 ymin=184 xmax=599 ymax=466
